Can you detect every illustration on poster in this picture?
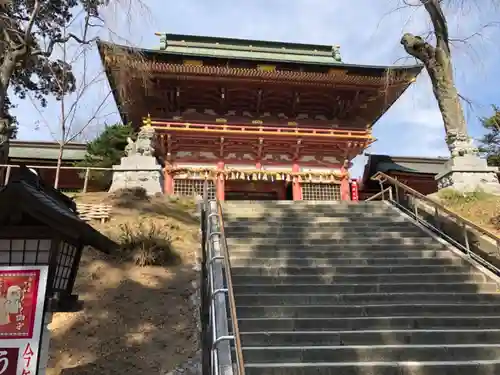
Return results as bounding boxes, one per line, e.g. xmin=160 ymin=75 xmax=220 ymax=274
xmin=0 ymin=286 xmax=22 ymax=325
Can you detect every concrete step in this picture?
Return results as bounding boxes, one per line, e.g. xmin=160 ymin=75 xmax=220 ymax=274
xmin=238 ymin=344 xmax=500 ymax=364
xmin=229 ymin=257 xmax=468 ymax=268
xmin=228 ymin=241 xmax=449 ymax=253
xmin=236 ymin=316 xmax=500 ymax=332
xmin=228 ymin=243 xmax=449 ymax=252
xmin=226 ymin=229 xmax=428 ymax=238
xmin=234 ymin=292 xmax=500 ymax=307
xmin=222 ymin=201 xmax=384 ymax=206
xmin=231 ymin=274 xmax=490 ymax=284
xmin=223 ymin=217 xmax=409 ymax=225
xmin=228 ymin=249 xmax=458 ymax=259
xmin=232 ymin=281 xmax=496 ymax=294
xmin=235 ymin=303 xmax=500 ymax=319
xmin=223 ymin=205 xmax=395 ymax=212
xmin=224 ymin=212 xmax=399 ymax=219
xmin=243 ymin=360 xmax=500 ymax=375
xmin=240 ymin=329 xmax=500 ymax=346
xmin=226 ymin=237 xmax=439 ymax=246
xmin=231 ymin=264 xmax=474 ymax=276
xmin=224 ymin=223 xmax=428 ymax=237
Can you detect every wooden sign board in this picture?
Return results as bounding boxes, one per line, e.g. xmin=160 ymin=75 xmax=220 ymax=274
xmin=0 ymin=266 xmax=49 ymax=375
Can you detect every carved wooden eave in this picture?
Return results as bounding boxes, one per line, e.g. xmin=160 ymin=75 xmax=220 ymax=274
xmin=98 ymin=40 xmax=423 ymax=131
xmin=105 ymin=59 xmax=416 ymax=88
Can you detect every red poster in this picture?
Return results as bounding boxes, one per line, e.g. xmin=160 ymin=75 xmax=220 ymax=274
xmin=0 ymin=270 xmax=40 ymax=339
xmin=0 ymin=348 xmax=19 ymax=375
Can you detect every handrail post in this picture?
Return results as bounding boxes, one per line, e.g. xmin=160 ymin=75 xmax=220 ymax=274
xmin=463 ymin=222 xmax=471 ymax=257
xmin=434 ymin=206 xmax=441 ymax=231
xmin=3 ymin=165 xmax=11 ymax=185
xmin=388 ymin=186 xmax=393 ymax=202
xmin=82 ymin=168 xmax=90 ymax=193
xmin=378 ymin=181 xmax=385 ymax=201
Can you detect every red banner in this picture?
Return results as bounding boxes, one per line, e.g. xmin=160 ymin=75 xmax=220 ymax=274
xmin=351 ymin=179 xmax=359 ymax=202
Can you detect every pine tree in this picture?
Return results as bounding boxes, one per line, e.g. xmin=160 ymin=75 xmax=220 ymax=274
xmin=478 ymin=106 xmax=500 ymax=167
xmin=76 ymin=123 xmax=134 ymax=187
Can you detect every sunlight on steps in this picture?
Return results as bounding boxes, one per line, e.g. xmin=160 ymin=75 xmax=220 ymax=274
xmin=222 ymin=201 xmax=500 ymax=375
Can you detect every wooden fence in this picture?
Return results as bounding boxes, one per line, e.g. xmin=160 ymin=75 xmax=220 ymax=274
xmin=76 ymin=203 xmax=112 ymax=223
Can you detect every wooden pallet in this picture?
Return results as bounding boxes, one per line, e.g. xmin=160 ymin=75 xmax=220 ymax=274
xmin=76 ymin=203 xmax=112 ymax=223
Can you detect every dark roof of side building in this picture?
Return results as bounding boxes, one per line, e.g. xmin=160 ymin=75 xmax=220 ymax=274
xmin=8 ymin=140 xmax=87 ymax=161
xmin=361 ymin=153 xmax=449 ymax=186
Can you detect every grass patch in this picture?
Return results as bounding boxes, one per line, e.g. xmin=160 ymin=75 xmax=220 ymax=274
xmin=436 ymin=188 xmax=500 ymax=233
xmin=117 ymin=221 xmax=180 ymax=267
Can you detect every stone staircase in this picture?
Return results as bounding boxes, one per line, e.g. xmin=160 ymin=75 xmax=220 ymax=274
xmin=222 ymin=200 xmax=500 ymax=375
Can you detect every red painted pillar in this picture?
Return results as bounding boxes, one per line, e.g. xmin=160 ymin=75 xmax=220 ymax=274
xmin=163 ymin=167 xmax=174 ymax=195
xmin=340 ymin=161 xmax=351 ymax=201
xmin=255 ymin=161 xmax=262 ymax=169
xmin=350 ymin=178 xmax=359 ymax=202
xmin=292 ymin=163 xmax=302 ymax=201
xmin=216 ymin=161 xmax=225 ymax=201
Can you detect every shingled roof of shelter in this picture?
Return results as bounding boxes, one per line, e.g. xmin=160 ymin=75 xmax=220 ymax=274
xmin=361 ymin=153 xmax=449 ymax=185
xmin=0 ymin=165 xmax=117 ymax=253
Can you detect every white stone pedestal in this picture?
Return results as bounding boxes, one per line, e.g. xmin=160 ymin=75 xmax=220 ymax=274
xmin=436 ymin=155 xmax=500 ymax=195
xmin=108 ymin=155 xmax=163 ymax=195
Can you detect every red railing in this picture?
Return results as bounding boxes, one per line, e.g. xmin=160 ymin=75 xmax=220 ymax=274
xmin=149 ymin=120 xmax=374 ymax=141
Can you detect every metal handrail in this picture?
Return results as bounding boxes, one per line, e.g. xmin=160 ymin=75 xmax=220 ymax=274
xmin=201 ymin=180 xmax=245 ymax=375
xmin=370 ymin=171 xmax=500 ymax=272
xmin=216 ymin=200 xmax=245 ymax=375
xmin=365 ymin=186 xmax=393 ymax=202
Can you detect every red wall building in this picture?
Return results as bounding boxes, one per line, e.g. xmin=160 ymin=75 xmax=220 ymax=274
xmin=4 ymin=140 xmax=87 ymax=190
xmin=99 ymin=34 xmax=422 ymax=201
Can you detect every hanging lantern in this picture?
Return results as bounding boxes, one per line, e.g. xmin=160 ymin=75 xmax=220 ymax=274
xmin=252 ymin=173 xmax=258 ymax=180
xmin=263 ymin=174 xmax=268 ymax=181
xmin=276 ymin=174 xmax=281 ymax=181
xmin=286 ymin=174 xmax=292 ymax=182
xmin=308 ymin=174 xmax=313 ymax=182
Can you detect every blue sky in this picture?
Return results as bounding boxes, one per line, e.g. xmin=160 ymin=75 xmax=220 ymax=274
xmin=11 ymin=0 xmax=500 ymax=178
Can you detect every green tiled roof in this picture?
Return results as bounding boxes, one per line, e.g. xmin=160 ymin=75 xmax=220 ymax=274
xmin=8 ymin=141 xmax=87 ymax=161
xmin=156 ymin=33 xmax=343 ymax=65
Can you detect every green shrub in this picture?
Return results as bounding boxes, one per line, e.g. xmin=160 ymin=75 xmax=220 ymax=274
xmin=117 ymin=221 xmax=180 ymax=267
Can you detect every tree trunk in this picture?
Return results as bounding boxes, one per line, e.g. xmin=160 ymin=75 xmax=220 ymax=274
xmin=0 ymin=51 xmax=19 ymax=176
xmin=54 ymin=143 xmax=64 ymax=189
xmin=400 ymin=0 xmax=478 ymax=157
xmin=423 ymin=46 xmax=468 ymax=137
xmin=401 ymin=33 xmax=476 ymax=156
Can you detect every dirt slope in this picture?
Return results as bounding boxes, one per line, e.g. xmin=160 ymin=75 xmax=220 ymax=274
xmin=47 ymin=192 xmax=200 ymax=375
